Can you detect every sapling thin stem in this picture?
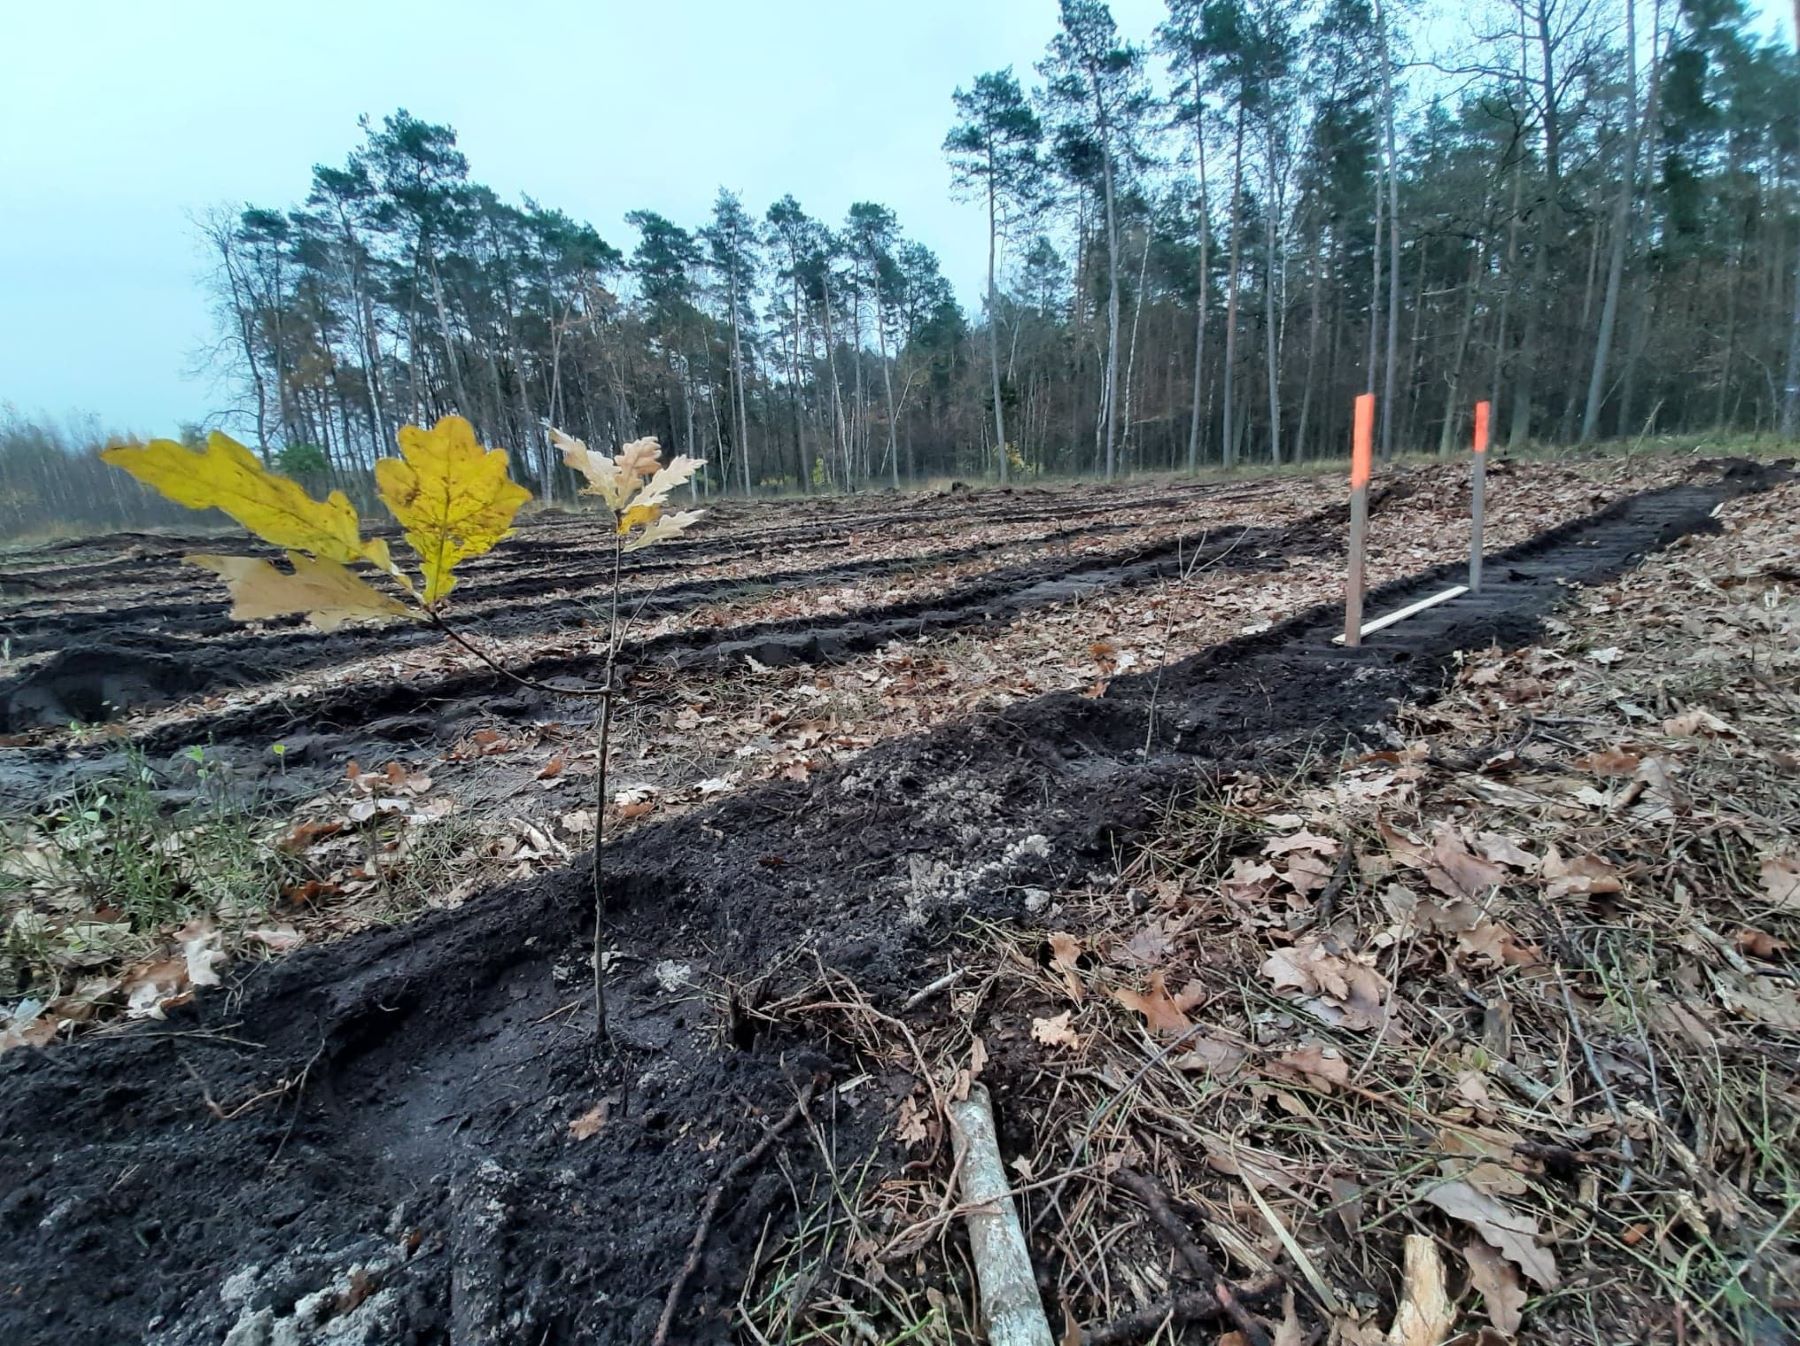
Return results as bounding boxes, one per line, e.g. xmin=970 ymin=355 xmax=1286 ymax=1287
xmin=592 ymin=527 xmax=624 ymax=1045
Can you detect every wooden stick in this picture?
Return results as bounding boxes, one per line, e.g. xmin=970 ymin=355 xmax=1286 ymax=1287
xmin=902 ymin=966 xmax=964 ymax=1011
xmin=1077 ymin=1275 xmax=1284 ymax=1346
xmin=949 ymin=1084 xmax=1054 ymax=1346
xmin=1111 ymin=1168 xmax=1269 ymax=1346
xmin=651 ymin=1076 xmax=820 ymax=1346
xmin=1344 ymin=393 xmax=1376 ymax=647
xmin=1470 ymin=400 xmax=1491 ymax=592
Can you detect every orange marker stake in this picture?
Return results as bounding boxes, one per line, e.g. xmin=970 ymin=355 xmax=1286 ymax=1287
xmin=1344 ymin=392 xmax=1376 ymax=647
xmin=1470 ymin=400 xmax=1491 ymax=592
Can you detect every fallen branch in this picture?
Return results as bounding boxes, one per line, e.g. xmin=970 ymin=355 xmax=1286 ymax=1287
xmin=950 ymin=1083 xmax=1055 ymax=1346
xmin=902 ymin=966 xmax=964 ymax=1011
xmin=651 ymin=1074 xmax=822 ymax=1346
xmin=1112 ymin=1167 xmax=1270 ymax=1346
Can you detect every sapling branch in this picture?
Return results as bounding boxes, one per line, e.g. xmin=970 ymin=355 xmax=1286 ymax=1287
xmin=421 ymin=608 xmax=610 ymax=699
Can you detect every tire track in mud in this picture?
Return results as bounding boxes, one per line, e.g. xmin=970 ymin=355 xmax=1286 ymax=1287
xmin=132 ymin=516 xmax=1310 ymax=756
xmin=0 ymin=462 xmax=1777 ymax=1346
xmin=0 ymin=481 xmax=1331 ymax=751
xmin=0 ymin=483 xmax=1286 ymax=668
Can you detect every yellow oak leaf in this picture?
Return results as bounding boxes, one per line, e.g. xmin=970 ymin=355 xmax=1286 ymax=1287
xmin=102 ymin=432 xmax=370 ymax=564
xmin=375 ymin=416 xmax=531 ymax=606
xmin=616 ymin=502 xmax=662 ymax=535
xmin=188 ymin=553 xmax=410 ymax=631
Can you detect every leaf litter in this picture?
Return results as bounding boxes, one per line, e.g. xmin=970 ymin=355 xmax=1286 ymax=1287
xmin=752 ymin=472 xmax=1800 ymax=1346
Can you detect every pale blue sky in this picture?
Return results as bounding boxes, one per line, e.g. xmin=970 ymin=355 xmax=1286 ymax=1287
xmin=0 ymin=0 xmax=1791 ymax=435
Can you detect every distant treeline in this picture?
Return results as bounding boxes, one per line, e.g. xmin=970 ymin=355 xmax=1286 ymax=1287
xmin=9 ymin=0 xmax=1798 ymax=537
xmin=0 ymin=410 xmax=185 ymax=542
xmin=181 ymin=0 xmax=1799 ymax=497
xmin=0 ymin=410 xmax=367 ymax=543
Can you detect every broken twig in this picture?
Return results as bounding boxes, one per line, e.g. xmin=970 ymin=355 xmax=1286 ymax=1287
xmin=651 ymin=1074 xmax=821 ymax=1346
xmin=1077 ymin=1275 xmax=1284 ymax=1346
xmin=1112 ymin=1167 xmax=1270 ymax=1346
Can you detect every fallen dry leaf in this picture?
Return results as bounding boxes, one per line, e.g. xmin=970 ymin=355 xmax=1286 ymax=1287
xmin=1032 ymin=1011 xmax=1081 ymax=1050
xmin=568 ymin=1101 xmax=609 ymax=1140
xmin=1048 ymin=931 xmax=1084 ymax=1002
xmin=1473 ymin=831 xmax=1537 ymax=871
xmin=244 ymin=924 xmax=304 ymax=953
xmin=1267 ymin=1042 xmax=1351 ymax=1092
xmin=1112 ymin=918 xmax=1176 ymax=968
xmin=895 ymin=1094 xmax=929 ymax=1147
xmin=1761 ymin=856 xmax=1800 ymax=910
xmin=1222 ymin=857 xmax=1280 ymax=904
xmin=1717 ymin=975 xmax=1800 ymax=1028
xmin=1264 ymin=829 xmax=1340 ymax=858
xmin=1274 ymin=1288 xmax=1304 ymax=1346
xmin=1542 ymin=847 xmax=1623 ymax=901
xmin=1170 ymin=1034 xmax=1248 ymax=1076
xmin=177 ymin=920 xmax=225 ymax=989
xmin=1663 ymin=708 xmax=1731 ymax=737
xmin=1420 ymin=1177 xmax=1559 ymax=1290
xmin=122 ymin=958 xmax=192 ymax=1020
xmin=1260 ymin=937 xmax=1389 ymax=1031
xmin=1462 ymin=1237 xmax=1526 ymax=1335
xmin=1282 ymin=851 xmax=1339 ymax=897
xmin=1572 ymin=746 xmax=1641 ymax=776
xmin=1735 ymin=926 xmax=1789 ymax=959
xmin=1111 ymin=970 xmax=1206 ymax=1034
xmin=1427 ymin=825 xmax=1508 ymax=901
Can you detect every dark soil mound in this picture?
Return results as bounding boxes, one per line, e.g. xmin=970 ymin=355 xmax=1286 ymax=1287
xmin=0 ymin=645 xmax=236 ymax=730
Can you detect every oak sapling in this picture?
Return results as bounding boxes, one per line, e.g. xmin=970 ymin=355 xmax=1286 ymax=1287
xmin=547 ymin=427 xmax=704 ymax=1042
xmin=104 ymin=415 xmax=703 ymax=1046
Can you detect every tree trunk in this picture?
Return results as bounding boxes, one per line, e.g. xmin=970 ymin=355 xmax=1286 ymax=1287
xmin=986 ymin=166 xmax=1010 ymax=483
xmin=1187 ymin=74 xmax=1211 ymax=472
xmin=728 ymin=268 xmax=752 ymax=494
xmin=1099 ymin=136 xmax=1123 ymax=480
xmin=1377 ymin=0 xmax=1402 ymax=456
xmin=424 ymin=247 xmax=471 ymax=414
xmin=1581 ymin=0 xmax=1644 ymax=442
xmin=1223 ymin=103 xmax=1247 ymax=469
xmin=1509 ymin=3 xmax=1563 ymax=450
xmin=1264 ymin=120 xmax=1283 ymax=465
xmin=1440 ymin=233 xmax=1488 ymax=454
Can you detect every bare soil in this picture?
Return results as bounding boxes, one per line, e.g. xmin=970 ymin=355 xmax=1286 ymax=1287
xmin=0 ymin=459 xmax=1781 ymax=1344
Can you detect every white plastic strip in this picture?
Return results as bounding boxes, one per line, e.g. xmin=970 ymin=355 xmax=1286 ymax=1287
xmin=1332 ymin=584 xmax=1469 ymax=645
